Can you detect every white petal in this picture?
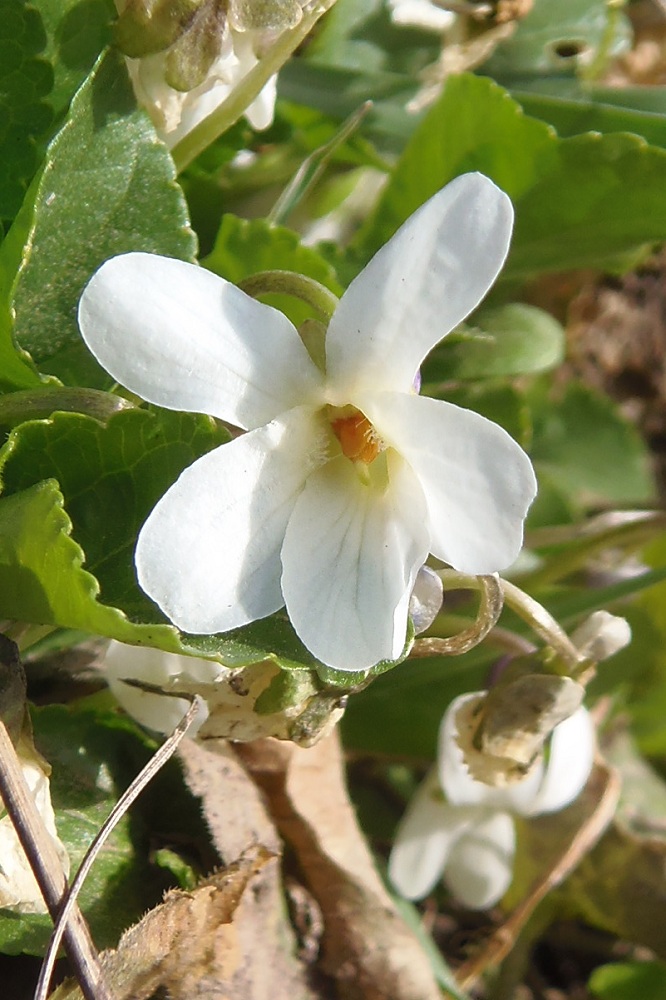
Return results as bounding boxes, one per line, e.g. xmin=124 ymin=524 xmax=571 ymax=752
xmin=361 ymin=390 xmax=537 ymax=574
xmin=78 ymin=253 xmax=323 ymax=430
xmin=438 ymin=693 xmax=544 ymax=810
xmin=444 ymin=809 xmax=516 ymax=909
xmin=136 ymin=406 xmax=327 ymax=633
xmin=325 ymin=173 xmax=513 ymax=396
xmin=524 ymin=707 xmax=596 ymax=816
xmin=388 ymin=768 xmax=476 ymax=901
xmin=281 ymin=451 xmax=430 ymax=671
xmin=105 ymin=640 xmax=220 ymax=735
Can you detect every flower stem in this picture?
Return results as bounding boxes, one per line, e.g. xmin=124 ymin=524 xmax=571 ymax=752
xmin=499 ymin=578 xmax=583 ymax=669
xmin=239 ymin=269 xmax=339 ymax=321
xmin=0 ymin=387 xmax=133 ymax=428
xmin=171 ymin=0 xmax=341 ymax=172
xmin=433 ymin=570 xmax=583 ymax=670
xmin=410 ymin=574 xmax=503 ymax=657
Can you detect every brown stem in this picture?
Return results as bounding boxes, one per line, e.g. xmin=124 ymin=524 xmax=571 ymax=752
xmin=0 ymin=723 xmax=110 ymax=1000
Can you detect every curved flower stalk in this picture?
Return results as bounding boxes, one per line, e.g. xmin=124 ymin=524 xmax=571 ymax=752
xmin=0 ymin=735 xmax=70 ymax=914
xmin=78 ymin=172 xmax=537 ymax=672
xmin=389 ymin=696 xmax=595 ymax=909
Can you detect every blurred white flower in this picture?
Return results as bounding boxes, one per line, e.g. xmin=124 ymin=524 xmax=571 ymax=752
xmin=79 ymin=172 xmax=536 ymax=672
xmin=387 ymin=0 xmax=456 ymax=32
xmin=389 ymin=693 xmax=595 ymax=908
xmin=115 ymin=0 xmax=308 ymax=146
xmin=125 ymin=29 xmax=277 ymax=147
xmin=571 ymin=610 xmax=631 ymax=663
xmin=0 ymin=737 xmax=70 ymax=915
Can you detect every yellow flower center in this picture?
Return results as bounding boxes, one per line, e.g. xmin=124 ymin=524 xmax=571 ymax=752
xmin=330 ymin=409 xmax=383 ymax=465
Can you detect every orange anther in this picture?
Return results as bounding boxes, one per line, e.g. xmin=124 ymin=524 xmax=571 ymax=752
xmin=331 ymin=410 xmax=382 ymax=465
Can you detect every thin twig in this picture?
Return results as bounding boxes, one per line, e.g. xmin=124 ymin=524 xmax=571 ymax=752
xmin=0 ymin=723 xmax=109 ymax=1000
xmin=34 ymin=696 xmax=202 ymax=1000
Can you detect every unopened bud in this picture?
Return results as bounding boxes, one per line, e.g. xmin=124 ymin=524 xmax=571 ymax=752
xmin=571 ymin=611 xmax=631 ymax=663
xmin=409 ymin=565 xmax=444 ymax=634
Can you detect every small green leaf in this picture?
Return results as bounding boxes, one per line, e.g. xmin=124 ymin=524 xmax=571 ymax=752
xmin=0 ymin=407 xmax=228 ymax=618
xmin=514 ymin=90 xmax=666 ymax=150
xmin=530 ymin=382 xmax=655 ymax=507
xmin=589 ymin=961 xmax=666 ymax=1000
xmin=423 ymin=304 xmax=565 ymax=382
xmin=203 ymin=214 xmax=341 ymax=327
xmin=10 ymin=48 xmax=196 ymax=386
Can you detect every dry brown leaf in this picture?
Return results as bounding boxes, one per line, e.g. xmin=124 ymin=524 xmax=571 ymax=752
xmin=52 ymin=848 xmax=276 ymax=1000
xmin=238 ymin=730 xmax=442 ymax=1000
xmin=53 ymin=737 xmax=320 ymax=1000
xmin=177 ymin=737 xmax=319 ymax=999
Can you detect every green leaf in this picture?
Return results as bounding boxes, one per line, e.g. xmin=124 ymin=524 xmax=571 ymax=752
xmin=0 ymin=0 xmax=53 ymax=220
xmin=0 ymin=407 xmax=228 ymax=617
xmin=589 ymin=962 xmax=666 ymax=1000
xmin=514 ymin=90 xmax=666 ymax=150
xmin=203 ymin=214 xmax=342 ymax=327
xmin=9 ymin=48 xmax=196 ymax=386
xmin=31 ymin=0 xmax=113 ymax=126
xmin=0 ymin=0 xmax=114 ymax=225
xmin=354 ymin=73 xmax=666 ymax=282
xmin=422 ymin=304 xmax=564 ymax=383
xmin=530 ymin=382 xmax=655 ymax=507
xmin=0 ymin=703 xmax=209 ymax=954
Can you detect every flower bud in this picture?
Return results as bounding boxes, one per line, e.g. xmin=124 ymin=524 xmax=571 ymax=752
xmin=571 ymin=610 xmax=631 ymax=663
xmin=409 ymin=565 xmax=444 ymax=634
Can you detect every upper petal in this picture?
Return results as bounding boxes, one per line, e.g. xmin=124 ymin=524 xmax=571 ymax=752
xmin=443 ymin=809 xmax=516 ymax=909
xmin=325 ymin=173 xmax=513 ymax=396
xmin=524 ymin=706 xmax=596 ymax=816
xmin=280 ymin=451 xmax=430 ymax=671
xmin=136 ymin=406 xmax=327 ymax=633
xmin=388 ymin=768 xmax=476 ymax=901
xmin=78 ymin=252 xmax=323 ymax=430
xmin=361 ymin=391 xmax=537 ymax=574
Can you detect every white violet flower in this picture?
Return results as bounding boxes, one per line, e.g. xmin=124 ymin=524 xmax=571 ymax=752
xmin=389 ymin=693 xmax=595 ymax=909
xmin=78 ymin=172 xmax=537 ymax=672
xmin=124 ymin=29 xmax=277 ymax=146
